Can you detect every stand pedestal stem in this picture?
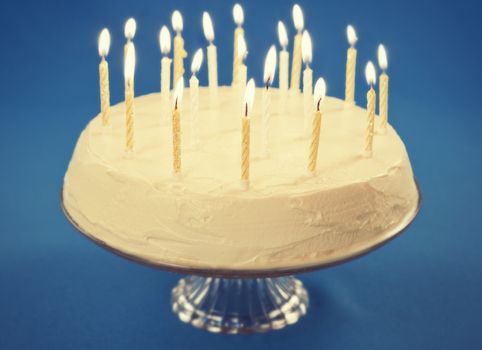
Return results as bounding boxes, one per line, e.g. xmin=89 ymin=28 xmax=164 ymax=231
xmin=171 ymin=275 xmax=309 ymax=334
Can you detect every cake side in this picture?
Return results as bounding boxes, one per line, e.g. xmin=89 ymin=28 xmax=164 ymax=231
xmin=63 ymin=88 xmax=419 ymax=269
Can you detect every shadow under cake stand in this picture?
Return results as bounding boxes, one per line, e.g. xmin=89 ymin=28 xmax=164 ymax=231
xmin=61 ymin=183 xmax=421 ymax=334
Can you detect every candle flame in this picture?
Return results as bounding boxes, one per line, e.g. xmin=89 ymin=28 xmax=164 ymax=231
xmin=173 ymin=77 xmax=184 ymax=109
xmin=292 ymin=4 xmax=304 ymax=32
xmin=243 ymin=78 xmax=255 ymax=116
xmin=172 ymin=10 xmax=183 ymax=32
xmin=203 ymin=12 xmax=215 ymax=42
xmin=365 ymin=61 xmax=377 ymax=86
xmin=378 ymin=44 xmax=388 ymax=71
xmin=347 ymin=25 xmax=358 ymax=46
xmin=313 ymin=77 xmax=326 ymax=109
xmin=124 ymin=42 xmax=136 ymax=84
xmin=277 ymin=21 xmax=288 ymax=48
xmin=191 ymin=48 xmax=204 ymax=74
xmin=233 ymin=4 xmax=244 ymax=26
xmin=124 ymin=18 xmax=137 ymax=39
xmin=98 ymin=28 xmax=111 ymax=57
xmin=237 ymin=35 xmax=247 ymax=61
xmin=301 ymin=30 xmax=312 ymax=65
xmin=159 ymin=26 xmax=171 ymax=55
xmin=263 ymin=45 xmax=277 ymax=86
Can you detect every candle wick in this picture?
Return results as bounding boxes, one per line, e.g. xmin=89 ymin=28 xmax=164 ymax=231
xmin=317 ymin=99 xmax=321 ymax=111
xmin=244 ymin=103 xmax=248 ymax=117
xmin=265 ymin=78 xmax=271 ymax=90
xmin=175 ymin=98 xmax=178 ymax=110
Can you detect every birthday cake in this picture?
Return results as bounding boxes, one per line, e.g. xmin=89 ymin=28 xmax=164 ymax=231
xmin=62 ymin=87 xmax=419 ymax=270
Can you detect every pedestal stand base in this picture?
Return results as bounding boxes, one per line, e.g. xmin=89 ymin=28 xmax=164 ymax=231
xmin=171 ymin=276 xmax=309 ymax=334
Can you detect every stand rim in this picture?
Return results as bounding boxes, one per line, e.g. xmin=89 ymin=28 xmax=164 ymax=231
xmin=60 ymin=180 xmax=421 ymax=278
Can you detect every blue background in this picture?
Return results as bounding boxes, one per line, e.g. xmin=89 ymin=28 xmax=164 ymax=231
xmin=1 ymin=0 xmax=481 ymax=349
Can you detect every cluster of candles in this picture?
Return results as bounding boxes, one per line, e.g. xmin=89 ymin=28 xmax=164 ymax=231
xmin=96 ymin=4 xmax=390 ymax=189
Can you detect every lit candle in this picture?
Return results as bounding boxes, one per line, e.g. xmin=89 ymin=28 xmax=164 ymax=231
xmin=308 ymin=78 xmax=326 ymax=174
xmin=290 ymin=4 xmax=304 ymax=92
xmin=262 ymin=45 xmax=277 ymax=158
xmin=364 ymin=61 xmax=377 ymax=157
xmin=159 ymin=26 xmax=172 ymax=117
xmin=241 ymin=79 xmax=255 ymax=190
xmin=124 ymin=18 xmax=136 ymax=62
xmin=237 ymin=35 xmax=248 ymax=90
xmin=172 ymin=78 xmax=184 ymax=176
xmin=190 ymin=49 xmax=203 ymax=148
xmin=172 ymin=10 xmax=187 ymax=88
xmin=124 ymin=43 xmax=136 ymax=152
xmin=98 ymin=28 xmax=111 ymax=126
xmin=302 ymin=30 xmax=313 ymax=135
xmin=203 ymin=12 xmax=218 ymax=96
xmin=232 ymin=4 xmax=245 ymax=86
xmin=344 ymin=25 xmax=358 ymax=106
xmin=378 ymin=44 xmax=389 ymax=133
xmin=277 ymin=21 xmax=289 ymax=97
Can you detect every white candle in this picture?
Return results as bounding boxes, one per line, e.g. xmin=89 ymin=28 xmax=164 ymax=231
xmin=364 ymin=62 xmax=377 ymax=157
xmin=124 ymin=43 xmax=136 ymax=152
xmin=302 ymin=30 xmax=313 ymax=135
xmin=172 ymin=10 xmax=188 ymax=88
xmin=237 ymin=35 xmax=248 ymax=91
xmin=159 ymin=26 xmax=172 ymax=117
xmin=232 ymin=4 xmax=245 ymax=86
xmin=98 ymin=28 xmax=111 ymax=126
xmin=261 ymin=46 xmax=277 ymax=158
xmin=378 ymin=44 xmax=389 ymax=133
xmin=241 ymin=79 xmax=255 ymax=190
xmin=190 ymin=49 xmax=203 ymax=148
xmin=344 ymin=25 xmax=358 ymax=106
xmin=203 ymin=12 xmax=218 ymax=97
xmin=290 ymin=4 xmax=304 ymax=92
xmin=278 ymin=21 xmax=289 ymax=96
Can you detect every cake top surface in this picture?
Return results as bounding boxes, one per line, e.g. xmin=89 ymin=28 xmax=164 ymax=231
xmin=81 ymin=87 xmax=408 ymax=198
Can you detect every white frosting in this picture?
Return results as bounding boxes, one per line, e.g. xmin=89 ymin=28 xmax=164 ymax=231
xmin=63 ymin=87 xmax=419 ymax=270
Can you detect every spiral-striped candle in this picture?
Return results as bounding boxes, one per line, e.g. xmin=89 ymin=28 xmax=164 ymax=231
xmin=99 ymin=58 xmax=110 ymax=126
xmin=379 ymin=73 xmax=389 ymax=130
xmin=232 ymin=27 xmax=244 ymax=85
xmin=125 ymin=82 xmax=135 ymax=151
xmin=241 ymin=116 xmax=250 ymax=183
xmin=308 ymin=110 xmax=322 ymax=173
xmin=345 ymin=47 xmax=357 ymax=104
xmin=172 ymin=108 xmax=181 ymax=174
xmin=365 ymin=87 xmax=376 ymax=156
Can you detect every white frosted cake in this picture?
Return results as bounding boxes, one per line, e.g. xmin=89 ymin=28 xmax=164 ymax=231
xmin=63 ymin=87 xmax=419 ymax=271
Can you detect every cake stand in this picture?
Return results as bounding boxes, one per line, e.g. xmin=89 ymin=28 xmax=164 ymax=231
xmin=60 ymin=183 xmax=421 ymax=334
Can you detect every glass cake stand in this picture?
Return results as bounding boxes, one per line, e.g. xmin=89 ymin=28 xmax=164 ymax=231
xmin=60 ymin=182 xmax=421 ymax=334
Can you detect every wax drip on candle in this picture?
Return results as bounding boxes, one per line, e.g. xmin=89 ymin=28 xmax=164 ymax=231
xmin=345 ymin=25 xmax=358 ymax=106
xmin=98 ymin=28 xmax=111 ymax=126
xmin=377 ymin=44 xmax=389 ymax=132
xmin=364 ymin=61 xmax=377 ymax=157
